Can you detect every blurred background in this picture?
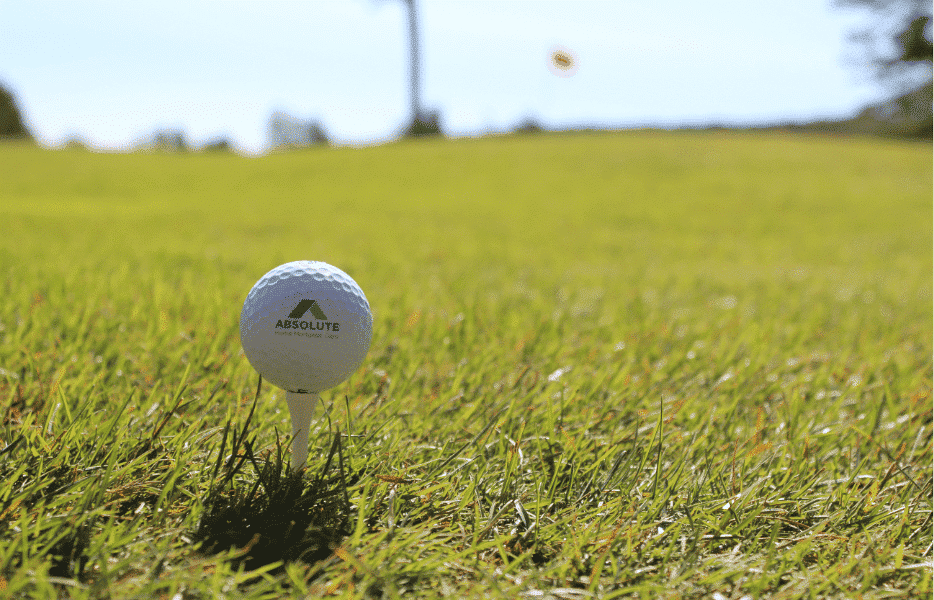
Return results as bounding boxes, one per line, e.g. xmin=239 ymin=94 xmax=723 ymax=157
xmin=0 ymin=0 xmax=930 ymax=153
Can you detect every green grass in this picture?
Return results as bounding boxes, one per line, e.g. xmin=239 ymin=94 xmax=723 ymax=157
xmin=0 ymin=131 xmax=931 ymax=598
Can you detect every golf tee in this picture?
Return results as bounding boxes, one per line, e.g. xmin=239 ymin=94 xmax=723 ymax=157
xmin=286 ymin=391 xmax=319 ymax=471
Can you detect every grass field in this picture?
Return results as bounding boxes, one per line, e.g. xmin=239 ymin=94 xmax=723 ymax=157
xmin=0 ymin=131 xmax=931 ymax=599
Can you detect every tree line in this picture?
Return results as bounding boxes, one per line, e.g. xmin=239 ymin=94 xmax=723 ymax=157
xmin=1 ymin=0 xmax=929 ymax=147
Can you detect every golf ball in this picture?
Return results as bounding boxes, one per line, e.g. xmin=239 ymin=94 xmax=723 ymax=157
xmin=239 ymin=261 xmax=372 ymax=393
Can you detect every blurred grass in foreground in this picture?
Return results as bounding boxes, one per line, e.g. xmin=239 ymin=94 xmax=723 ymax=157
xmin=0 ymin=132 xmax=930 ymax=598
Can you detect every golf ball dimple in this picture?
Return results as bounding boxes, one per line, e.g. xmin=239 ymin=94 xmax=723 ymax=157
xmin=239 ymin=261 xmax=373 ymax=393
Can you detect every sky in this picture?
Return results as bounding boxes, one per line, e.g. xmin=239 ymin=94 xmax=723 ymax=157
xmin=0 ymin=0 xmax=881 ymax=154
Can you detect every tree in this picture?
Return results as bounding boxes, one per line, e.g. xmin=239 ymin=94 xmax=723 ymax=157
xmin=152 ymin=129 xmax=189 ymax=153
xmin=202 ymin=137 xmax=234 ymax=153
xmin=267 ymin=111 xmax=329 ymax=150
xmin=837 ymin=0 xmax=932 ymax=93
xmin=837 ymin=0 xmax=932 ymax=138
xmin=0 ymin=83 xmax=31 ymax=140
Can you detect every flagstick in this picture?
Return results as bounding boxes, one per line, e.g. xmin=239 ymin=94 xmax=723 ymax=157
xmin=286 ymin=391 xmax=319 ymax=471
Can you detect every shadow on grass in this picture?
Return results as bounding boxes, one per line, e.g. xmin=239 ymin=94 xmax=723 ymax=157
xmin=193 ymin=380 xmax=351 ymax=572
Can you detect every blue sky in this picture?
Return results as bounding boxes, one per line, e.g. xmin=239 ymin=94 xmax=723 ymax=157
xmin=0 ymin=0 xmax=879 ymax=153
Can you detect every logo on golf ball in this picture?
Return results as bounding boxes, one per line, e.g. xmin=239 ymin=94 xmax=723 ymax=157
xmin=276 ymin=299 xmax=341 ymax=336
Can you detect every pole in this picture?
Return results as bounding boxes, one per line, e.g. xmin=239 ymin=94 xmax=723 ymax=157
xmin=406 ymin=0 xmax=421 ymax=122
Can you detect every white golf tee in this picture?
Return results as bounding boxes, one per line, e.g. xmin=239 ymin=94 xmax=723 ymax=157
xmin=286 ymin=391 xmax=318 ymax=471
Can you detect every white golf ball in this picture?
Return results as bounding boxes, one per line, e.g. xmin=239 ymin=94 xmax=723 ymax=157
xmin=239 ymin=261 xmax=373 ymax=393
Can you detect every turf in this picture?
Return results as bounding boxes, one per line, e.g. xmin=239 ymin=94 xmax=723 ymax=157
xmin=0 ymin=131 xmax=930 ymax=598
